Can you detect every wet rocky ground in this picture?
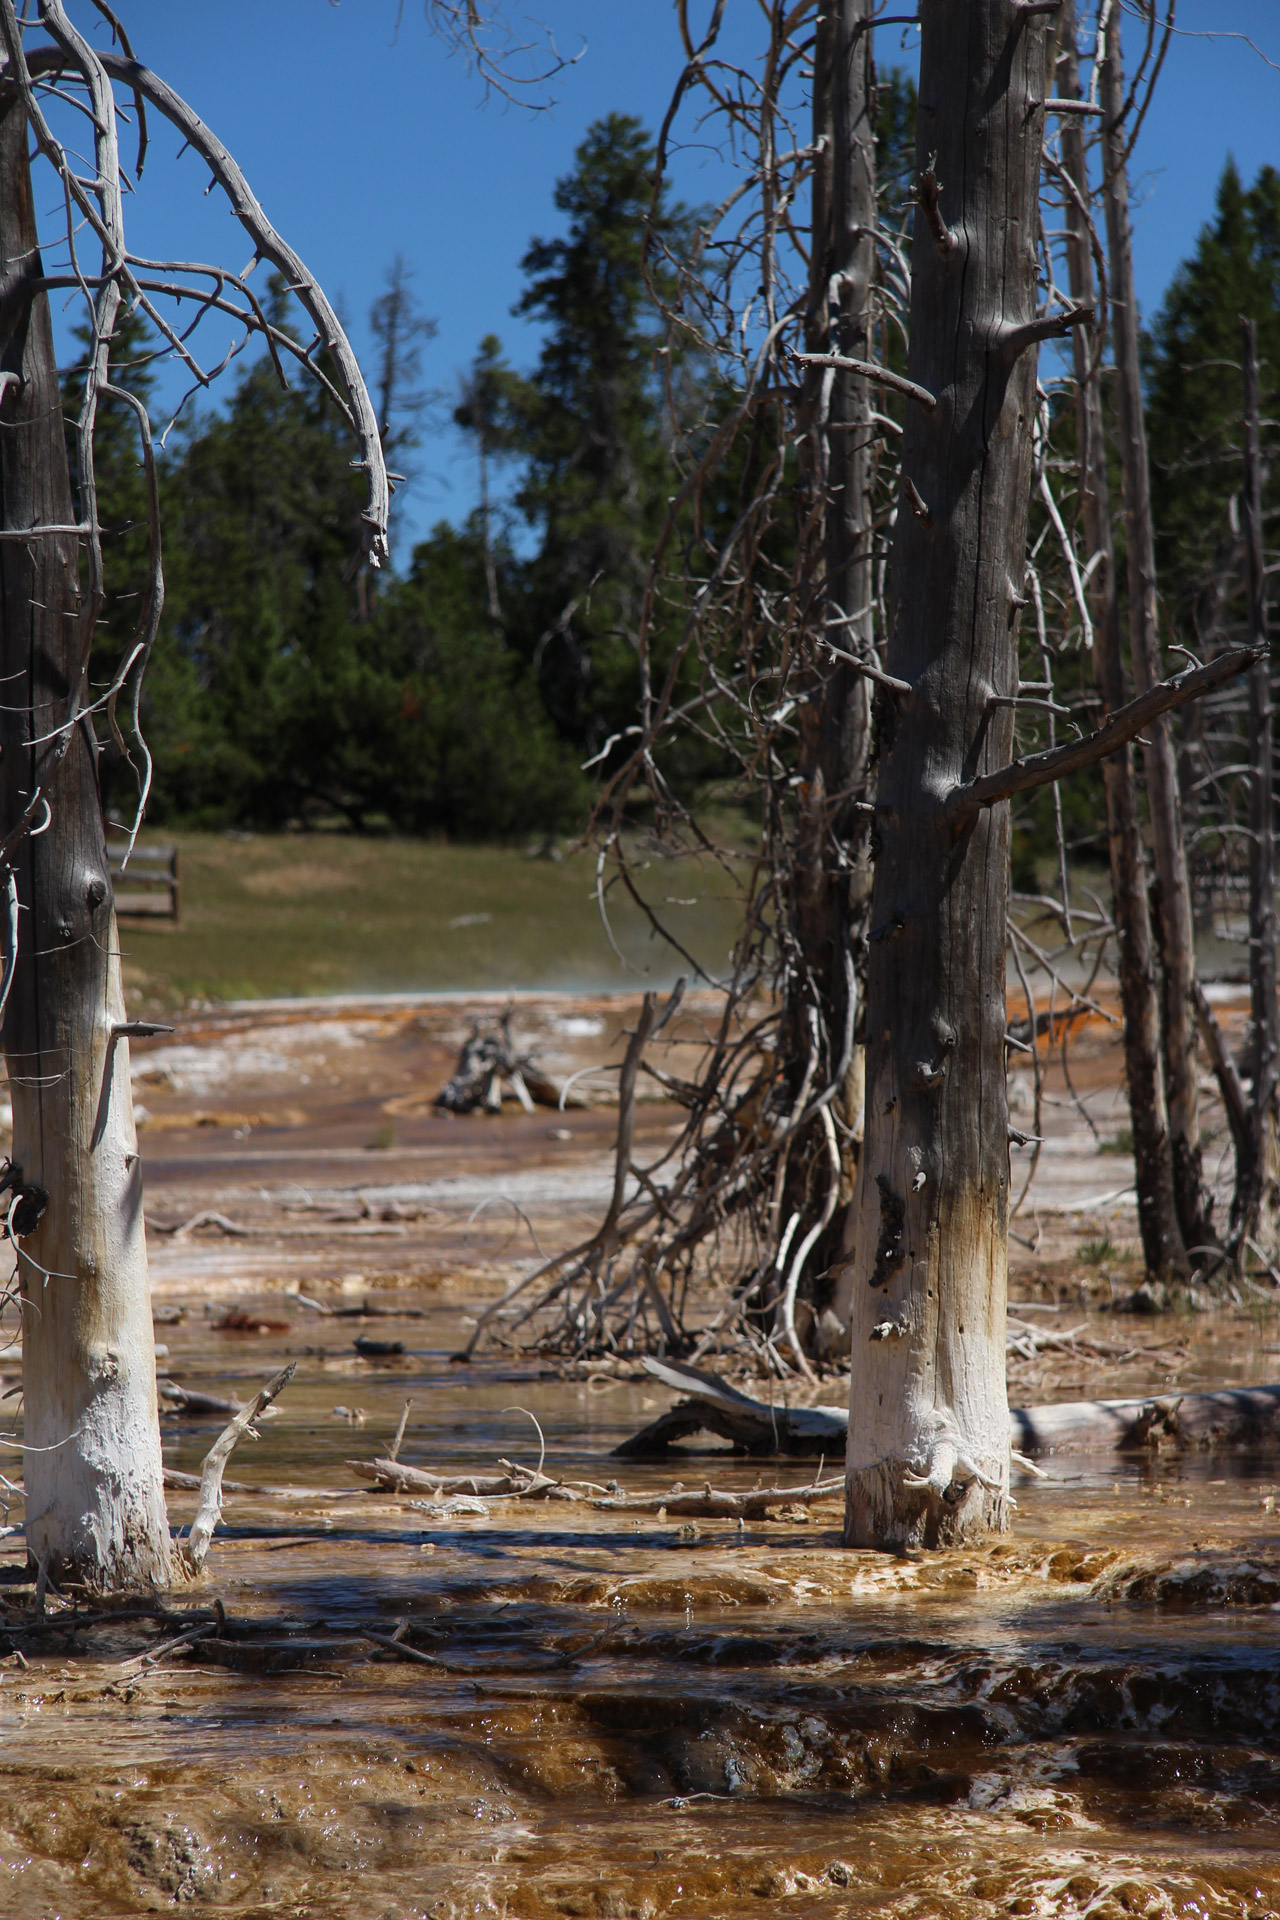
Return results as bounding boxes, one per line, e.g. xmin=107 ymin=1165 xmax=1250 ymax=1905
xmin=1 ymin=993 xmax=1278 ymax=1918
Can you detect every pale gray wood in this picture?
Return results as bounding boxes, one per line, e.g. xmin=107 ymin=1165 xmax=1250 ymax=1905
xmin=0 ymin=84 xmax=170 ymax=1588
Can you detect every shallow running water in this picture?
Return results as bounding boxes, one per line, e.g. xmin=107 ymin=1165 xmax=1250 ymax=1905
xmin=3 ymin=1285 xmax=1280 ymax=1920
xmin=3 ymin=993 xmax=1279 ymax=1918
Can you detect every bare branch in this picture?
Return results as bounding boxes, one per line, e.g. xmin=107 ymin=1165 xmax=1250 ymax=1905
xmin=791 ymin=348 xmax=937 ymax=411
xmin=949 ymin=646 xmax=1259 ymax=816
xmin=180 ymin=1363 xmax=295 ymax=1574
xmin=25 ymin=43 xmax=389 ymax=568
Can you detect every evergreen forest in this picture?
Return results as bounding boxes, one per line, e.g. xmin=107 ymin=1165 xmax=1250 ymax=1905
xmin=81 ymin=107 xmax=1280 ymax=852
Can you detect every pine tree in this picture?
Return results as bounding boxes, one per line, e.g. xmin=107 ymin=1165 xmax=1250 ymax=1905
xmin=1145 ymin=160 xmax=1280 ymax=654
xmin=506 ymin=113 xmax=685 ymax=751
xmin=147 ymin=318 xmax=374 ymax=826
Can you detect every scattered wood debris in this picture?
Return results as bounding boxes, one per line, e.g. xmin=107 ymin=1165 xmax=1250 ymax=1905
xmin=159 ymin=1382 xmax=246 ymax=1418
xmin=435 ymin=1012 xmax=586 ymax=1114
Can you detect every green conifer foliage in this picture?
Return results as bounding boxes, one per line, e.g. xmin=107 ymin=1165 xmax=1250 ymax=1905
xmin=506 ymin=113 xmax=686 ymax=751
xmin=1145 ymin=160 xmax=1280 ymax=653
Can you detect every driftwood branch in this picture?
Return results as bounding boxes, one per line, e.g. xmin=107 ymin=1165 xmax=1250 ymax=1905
xmin=179 ymin=1363 xmax=295 ymax=1574
xmin=591 ymin=1477 xmax=842 ymax=1518
xmin=348 ymin=1456 xmax=582 ymax=1501
xmin=949 ymin=647 xmax=1259 ymax=816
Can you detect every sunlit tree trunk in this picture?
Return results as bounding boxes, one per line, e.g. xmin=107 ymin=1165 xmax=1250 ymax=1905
xmin=1058 ymin=6 xmax=1189 ymax=1283
xmin=841 ymin=0 xmax=1054 ymax=1547
xmin=1101 ymin=11 xmax=1211 ymax=1257
xmin=0 ymin=86 xmax=170 ymax=1589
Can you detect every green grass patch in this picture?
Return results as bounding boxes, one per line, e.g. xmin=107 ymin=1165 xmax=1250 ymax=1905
xmin=117 ymin=828 xmax=752 ymax=1012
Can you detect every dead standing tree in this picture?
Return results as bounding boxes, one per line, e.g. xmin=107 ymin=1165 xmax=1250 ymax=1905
xmin=836 ymin=0 xmax=1071 ymax=1547
xmin=1236 ymin=317 xmax=1280 ymax=1256
xmin=1054 ymin=0 xmax=1188 ymax=1283
xmin=508 ymin=0 xmax=913 ymax=1369
xmin=462 ymin=1 xmax=1250 ymax=1375
xmin=1099 ymin=4 xmax=1213 ymax=1257
xmin=1189 ymin=318 xmax=1280 ymax=1265
xmin=788 ymin=0 xmax=877 ymax=1200
xmin=0 ymin=2 xmax=387 ymax=1588
xmin=835 ymin=0 xmax=1254 ymax=1549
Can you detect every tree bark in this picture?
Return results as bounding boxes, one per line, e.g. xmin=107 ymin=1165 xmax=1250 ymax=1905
xmin=1236 ymin=315 xmax=1280 ymax=1253
xmin=0 ymin=87 xmax=170 ymax=1588
xmin=839 ymin=0 xmax=1052 ymax=1548
xmin=792 ymin=0 xmax=876 ymax=1145
xmin=1057 ymin=7 xmax=1188 ymax=1282
xmin=1101 ymin=11 xmax=1211 ymax=1257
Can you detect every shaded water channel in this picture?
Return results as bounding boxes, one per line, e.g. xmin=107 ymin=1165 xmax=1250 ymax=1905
xmin=5 ymin=1286 xmax=1280 ymax=1919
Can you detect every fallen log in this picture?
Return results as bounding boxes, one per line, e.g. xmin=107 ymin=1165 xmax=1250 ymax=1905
xmin=616 ymin=1358 xmax=1280 ymax=1459
xmin=612 ymin=1357 xmax=847 ymax=1456
xmin=348 ymin=1457 xmax=580 ymax=1500
xmin=591 ymin=1477 xmax=843 ymax=1518
xmin=1009 ymin=1385 xmax=1280 ymax=1455
xmin=287 ymin=1292 xmax=428 ymax=1319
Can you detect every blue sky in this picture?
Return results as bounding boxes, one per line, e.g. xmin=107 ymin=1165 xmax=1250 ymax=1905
xmin=47 ymin=1 xmax=1280 ymax=562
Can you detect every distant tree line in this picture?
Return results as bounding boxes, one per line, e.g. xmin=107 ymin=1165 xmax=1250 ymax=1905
xmin=79 ymin=109 xmax=1280 ymax=843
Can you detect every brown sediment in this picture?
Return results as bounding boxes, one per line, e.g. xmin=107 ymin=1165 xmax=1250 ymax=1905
xmin=0 ymin=997 xmax=1277 ymax=1914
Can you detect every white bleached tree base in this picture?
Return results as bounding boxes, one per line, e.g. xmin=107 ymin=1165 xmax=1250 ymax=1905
xmin=16 ymin=926 xmax=170 ymax=1588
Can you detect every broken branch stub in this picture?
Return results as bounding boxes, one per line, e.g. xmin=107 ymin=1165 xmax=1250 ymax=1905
xmin=180 ymin=1363 xmax=296 ymax=1576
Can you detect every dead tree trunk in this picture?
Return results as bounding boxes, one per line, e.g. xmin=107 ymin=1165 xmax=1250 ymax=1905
xmin=775 ymin=0 xmax=878 ymax=1353
xmin=791 ymin=0 xmax=876 ymax=1148
xmin=0 ymin=87 xmax=170 ymax=1588
xmin=840 ymin=0 xmax=1055 ymax=1547
xmin=1101 ymin=11 xmax=1212 ymax=1258
xmin=1057 ymin=10 xmax=1189 ymax=1283
xmin=1237 ymin=315 xmax=1280 ymax=1254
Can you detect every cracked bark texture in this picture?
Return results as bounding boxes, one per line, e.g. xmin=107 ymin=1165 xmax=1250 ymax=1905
xmin=1058 ymin=5 xmax=1189 ymax=1284
xmin=839 ymin=0 xmax=1052 ymax=1548
xmin=0 ymin=87 xmax=170 ymax=1588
